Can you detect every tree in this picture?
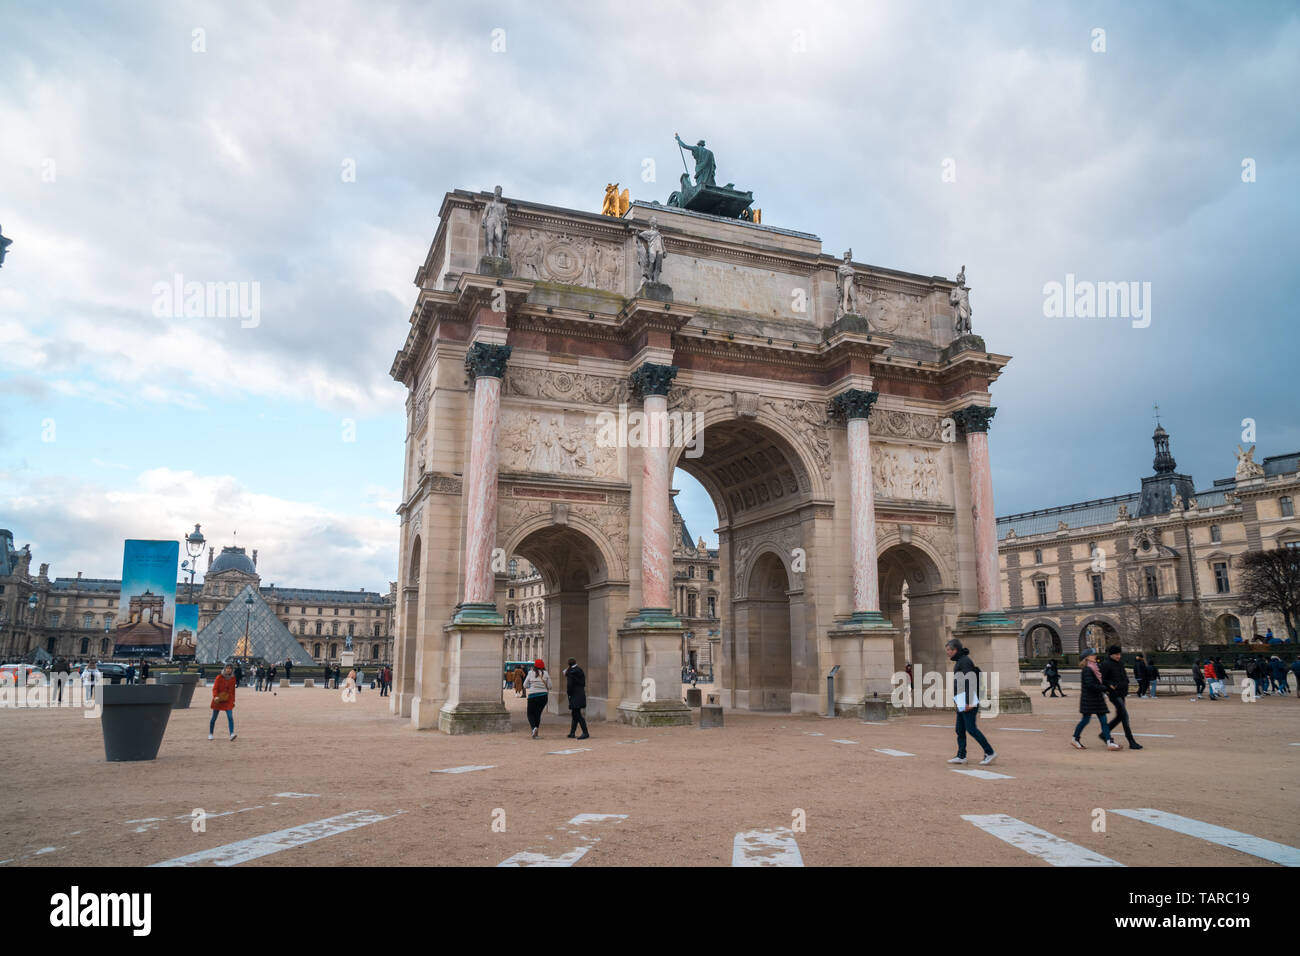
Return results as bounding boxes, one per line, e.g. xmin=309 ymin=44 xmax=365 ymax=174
xmin=1237 ymin=547 xmax=1300 ymax=642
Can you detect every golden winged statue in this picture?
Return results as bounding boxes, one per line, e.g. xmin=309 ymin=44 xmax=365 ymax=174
xmin=602 ymin=183 xmax=631 ymax=217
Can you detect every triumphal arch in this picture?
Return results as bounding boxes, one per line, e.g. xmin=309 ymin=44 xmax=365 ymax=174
xmin=389 ymin=147 xmax=1029 ymax=732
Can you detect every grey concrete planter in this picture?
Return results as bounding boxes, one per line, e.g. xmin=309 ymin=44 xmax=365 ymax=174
xmin=158 ymin=672 xmax=200 ymax=709
xmin=99 ymin=683 xmax=180 ymax=761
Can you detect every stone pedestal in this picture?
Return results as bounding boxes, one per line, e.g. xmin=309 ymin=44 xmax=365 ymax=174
xmin=477 ymin=255 xmax=512 ymax=278
xmin=860 ymin=699 xmax=889 ymax=722
xmin=616 ymin=622 xmax=692 ymax=727
xmin=956 ymin=618 xmax=1032 ymax=714
xmin=303 ymin=678 xmax=315 ymax=688
xmin=699 ymin=704 xmax=724 ymax=728
xmin=830 ymin=621 xmax=898 ymax=717
xmin=638 ymin=281 xmax=673 ymax=302
xmin=685 ymin=687 xmax=702 ymax=708
xmin=279 ymin=678 xmax=289 ymax=688
xmin=340 ymin=651 xmax=355 ymax=669
xmin=438 ymin=622 xmax=512 ymax=734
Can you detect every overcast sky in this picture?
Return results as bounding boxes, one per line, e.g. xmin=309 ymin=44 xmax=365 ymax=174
xmin=2 ymin=0 xmax=1296 ymax=589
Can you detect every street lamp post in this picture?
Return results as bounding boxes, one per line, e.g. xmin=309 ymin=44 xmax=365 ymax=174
xmin=179 ymin=523 xmax=205 ymax=671
xmin=27 ymin=592 xmax=39 ymax=659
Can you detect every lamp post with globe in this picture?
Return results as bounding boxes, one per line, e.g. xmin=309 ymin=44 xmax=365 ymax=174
xmin=178 ymin=524 xmax=205 ymax=671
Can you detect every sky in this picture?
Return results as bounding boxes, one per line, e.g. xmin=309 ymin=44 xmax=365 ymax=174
xmin=1 ymin=0 xmax=1297 ymax=587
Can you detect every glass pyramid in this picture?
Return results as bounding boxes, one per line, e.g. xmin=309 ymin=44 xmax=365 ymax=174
xmin=196 ymin=584 xmax=315 ymax=665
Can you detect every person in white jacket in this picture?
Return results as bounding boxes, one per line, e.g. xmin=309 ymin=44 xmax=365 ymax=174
xmin=523 ymin=660 xmax=552 ymax=739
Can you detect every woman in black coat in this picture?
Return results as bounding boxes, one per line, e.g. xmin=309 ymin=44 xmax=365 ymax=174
xmin=1072 ymin=648 xmax=1120 ymax=750
xmin=564 ymin=657 xmax=589 ymax=740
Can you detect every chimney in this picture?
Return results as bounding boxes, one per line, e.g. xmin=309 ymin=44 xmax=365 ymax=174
xmin=208 ymin=546 xmax=214 ymax=570
xmin=252 ymin=549 xmax=258 ymax=568
xmin=77 ymin=571 xmax=82 ymax=579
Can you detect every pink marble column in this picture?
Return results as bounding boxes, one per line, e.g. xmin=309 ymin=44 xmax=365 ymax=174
xmin=458 ymin=342 xmax=511 ymax=619
xmin=630 ymin=362 xmax=678 ymax=619
xmin=832 ymin=388 xmax=889 ymax=627
xmin=641 ymin=391 xmax=672 ymax=612
xmin=955 ymin=405 xmax=1004 ymax=619
xmin=848 ymin=416 xmax=880 ymax=615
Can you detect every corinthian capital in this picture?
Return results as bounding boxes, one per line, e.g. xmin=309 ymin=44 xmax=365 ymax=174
xmin=630 ymin=362 xmax=678 ymax=399
xmin=829 ymin=388 xmax=879 ymax=421
xmin=953 ymin=404 xmax=997 ymax=434
xmin=465 ymin=342 xmax=512 ymax=381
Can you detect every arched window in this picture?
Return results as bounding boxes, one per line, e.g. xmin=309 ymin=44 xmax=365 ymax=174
xmin=688 ymin=565 xmax=695 ymax=578
xmin=507 ymin=608 xmax=516 ymax=625
xmin=1210 ymin=524 xmax=1221 ymax=543
xmin=509 ymin=558 xmax=518 ymax=576
xmin=1281 ymin=496 xmax=1295 ymax=518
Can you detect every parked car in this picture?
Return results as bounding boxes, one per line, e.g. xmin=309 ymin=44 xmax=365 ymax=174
xmin=96 ymin=663 xmax=128 ymax=684
xmin=0 ymin=663 xmax=44 ymax=685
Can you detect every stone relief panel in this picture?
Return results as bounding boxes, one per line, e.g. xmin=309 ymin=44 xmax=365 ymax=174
xmin=871 ymin=444 xmax=947 ymax=504
xmin=763 ymin=398 xmax=832 ymax=484
xmin=858 ymin=286 xmax=933 ymax=341
xmin=869 ymin=410 xmax=944 ymax=443
xmin=499 ymin=407 xmax=621 ymax=479
xmin=505 ymin=367 xmax=628 ymax=407
xmin=509 ymin=229 xmax=624 ymax=293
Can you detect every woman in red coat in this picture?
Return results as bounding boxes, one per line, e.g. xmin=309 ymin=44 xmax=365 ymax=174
xmin=209 ymin=664 xmax=238 ymax=740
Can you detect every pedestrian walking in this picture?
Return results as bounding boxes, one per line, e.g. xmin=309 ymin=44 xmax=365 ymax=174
xmin=1268 ymin=656 xmax=1287 ymax=695
xmin=356 ymin=667 xmax=364 ymax=694
xmin=82 ymin=661 xmax=99 ymax=702
xmin=1073 ymin=648 xmax=1120 ymax=750
xmin=524 ymin=658 xmax=551 ymax=739
xmin=1147 ymin=660 xmax=1159 ymax=697
xmin=125 ymin=663 xmax=136 ymax=686
xmin=944 ymin=638 xmax=996 ymax=766
xmin=564 ymin=657 xmax=589 ymax=740
xmin=1213 ymin=657 xmax=1228 ymax=697
xmin=1132 ymin=654 xmax=1149 ymax=699
xmin=1192 ymin=661 xmax=1205 ymax=700
xmin=233 ymin=663 xmax=243 ymax=687
xmin=1102 ymin=646 xmax=1143 ymax=749
xmin=140 ymin=660 xmax=150 ymax=683
xmin=284 ymin=659 xmax=292 ymax=685
xmin=209 ymin=664 xmax=238 ymax=740
xmin=1042 ymin=659 xmax=1066 ymax=698
xmin=512 ymin=666 xmax=525 ymax=698
xmin=52 ymin=656 xmax=71 ymax=703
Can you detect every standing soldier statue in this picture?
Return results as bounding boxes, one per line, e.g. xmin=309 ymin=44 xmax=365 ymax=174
xmin=951 ymin=264 xmax=973 ymax=334
xmin=637 ymin=216 xmax=666 ymax=286
xmin=835 ymin=249 xmax=859 ymax=319
xmin=481 ymin=185 xmax=509 ymax=259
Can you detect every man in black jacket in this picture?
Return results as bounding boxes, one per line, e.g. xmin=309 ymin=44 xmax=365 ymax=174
xmin=945 ymin=639 xmax=996 ymax=766
xmin=1101 ymin=645 xmax=1143 ymax=750
xmin=1133 ymin=653 xmax=1149 ymax=698
xmin=564 ymin=657 xmax=589 ymax=740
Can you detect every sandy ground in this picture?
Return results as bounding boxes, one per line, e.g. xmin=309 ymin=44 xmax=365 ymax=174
xmin=1 ymin=681 xmax=1296 ymax=867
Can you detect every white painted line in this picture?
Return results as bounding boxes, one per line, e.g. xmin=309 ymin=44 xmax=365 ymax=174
xmin=431 ymin=765 xmax=496 ymax=774
xmin=150 ymin=810 xmax=403 ymax=867
xmin=546 ymin=748 xmax=591 ymax=755
xmin=616 ymin=739 xmax=648 ymax=745
xmin=732 ymin=828 xmax=804 ymax=867
xmin=831 ymin=739 xmax=858 ymax=745
xmin=996 ymin=727 xmax=1043 ymax=733
xmin=1290 ymin=743 xmax=1300 ymax=747
xmin=874 ymin=748 xmax=914 ymax=757
xmin=498 ymin=813 xmax=627 ymax=867
xmin=962 ymin=814 xmax=1123 ymax=867
xmin=805 ymin=732 xmax=825 ymax=736
xmin=919 ymin=724 xmax=951 ymax=729
xmin=273 ymin=792 xmax=319 ymax=798
xmin=952 ymin=769 xmax=1014 ymax=780
xmin=1111 ymin=809 xmax=1300 ymax=867
xmin=1132 ymin=733 xmax=1175 ymax=738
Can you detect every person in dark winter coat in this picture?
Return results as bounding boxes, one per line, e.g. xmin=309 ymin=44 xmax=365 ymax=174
xmin=1101 ymin=646 xmax=1142 ymax=750
xmin=564 ymin=657 xmax=589 ymax=740
xmin=1042 ymin=659 xmax=1066 ymax=697
xmin=1192 ymin=661 xmax=1205 ymax=699
xmin=1073 ymin=648 xmax=1120 ymax=750
xmin=1133 ymin=654 xmax=1149 ymax=699
xmin=944 ymin=639 xmax=996 ymax=766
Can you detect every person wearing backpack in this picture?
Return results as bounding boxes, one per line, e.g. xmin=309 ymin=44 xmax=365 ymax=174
xmin=1073 ymin=648 xmax=1120 ymax=750
xmin=944 ymin=638 xmax=996 ymax=766
xmin=1101 ymin=645 xmax=1142 ymax=750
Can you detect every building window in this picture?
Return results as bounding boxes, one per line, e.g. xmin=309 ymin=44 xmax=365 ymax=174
xmin=1209 ymin=524 xmax=1221 ymax=543
xmin=332 ymin=622 xmax=339 ymax=635
xmin=372 ymin=644 xmax=380 ymax=659
xmin=707 ymin=569 xmax=714 ymax=582
xmin=1214 ymin=562 xmax=1230 ymax=594
xmin=49 ymin=612 xmax=60 ymax=627
xmin=708 ymin=596 xmax=716 ymax=617
xmin=1281 ymin=496 xmax=1295 ymax=517
xmin=509 ymin=558 xmax=519 ymax=576
xmin=329 ymin=643 xmax=337 ymax=657
xmin=100 ymin=638 xmax=109 ymax=654
xmin=314 ymin=643 xmax=322 ymax=657
xmin=347 ymin=623 xmax=354 ymax=636
xmin=83 ymin=613 xmax=94 ymax=629
xmin=688 ymin=565 xmax=695 ymax=578
xmin=334 ymin=608 xmax=339 ymax=615
xmin=317 ymin=608 xmax=322 ymax=614
xmin=1034 ymin=549 xmax=1043 ymax=565
xmin=315 ymin=622 xmax=322 ymax=635
xmin=1144 ymin=566 xmax=1159 ymax=598
xmin=507 ymin=609 xmax=515 ymax=625
xmin=373 ymin=624 xmax=380 ymax=637
xmin=508 ymin=589 xmax=515 ymax=599
xmin=1035 ymin=580 xmax=1048 ymax=608
xmin=1091 ymin=574 xmax=1103 ymax=603
xmin=350 ymin=609 xmax=355 ymax=616
xmin=687 ymin=593 xmax=697 ymax=617
xmin=80 ymin=637 xmax=89 ymax=654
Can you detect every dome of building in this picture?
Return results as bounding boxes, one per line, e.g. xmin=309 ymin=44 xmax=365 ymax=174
xmin=209 ymin=546 xmax=256 ymax=575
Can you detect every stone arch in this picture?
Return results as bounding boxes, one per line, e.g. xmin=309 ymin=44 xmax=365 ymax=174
xmin=1020 ymin=617 xmax=1064 ymax=657
xmin=733 ymin=539 xmax=799 ymax=602
xmin=877 ymin=542 xmax=951 ymax=678
xmin=1077 ymin=614 xmax=1122 ymax=653
xmin=873 ymin=527 xmax=955 ymax=591
xmin=502 ymin=512 xmax=621 ymax=588
xmin=1214 ymin=612 xmax=1242 ymax=642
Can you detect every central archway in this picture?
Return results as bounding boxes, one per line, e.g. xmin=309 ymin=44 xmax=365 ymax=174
xmin=671 ymin=412 xmax=822 ymax=713
xmin=878 ymin=542 xmax=951 ymax=683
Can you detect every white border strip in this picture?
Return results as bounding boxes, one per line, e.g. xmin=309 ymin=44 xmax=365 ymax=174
xmin=151 ymin=810 xmax=403 ymax=867
xmin=963 ymin=814 xmax=1123 ymax=866
xmin=1111 ymin=809 xmax=1300 ymax=866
